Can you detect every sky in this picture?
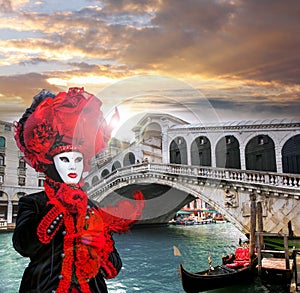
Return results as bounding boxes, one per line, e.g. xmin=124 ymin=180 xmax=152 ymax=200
xmin=1 ymin=0 xmax=300 ymax=140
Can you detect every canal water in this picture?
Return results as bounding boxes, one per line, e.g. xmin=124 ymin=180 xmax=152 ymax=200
xmin=0 ymin=223 xmax=289 ymax=293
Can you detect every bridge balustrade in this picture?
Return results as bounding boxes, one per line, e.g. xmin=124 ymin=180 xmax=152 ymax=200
xmin=88 ymin=163 xmax=300 ymax=196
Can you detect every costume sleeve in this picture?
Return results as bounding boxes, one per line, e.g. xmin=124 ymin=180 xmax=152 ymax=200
xmin=108 ymin=242 xmax=122 ymax=273
xmin=12 ymin=194 xmax=62 ymax=257
xmin=100 ymin=239 xmax=123 ymax=279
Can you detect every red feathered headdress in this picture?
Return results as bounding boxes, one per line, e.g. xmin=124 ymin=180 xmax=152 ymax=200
xmin=15 ymin=87 xmax=112 ymax=172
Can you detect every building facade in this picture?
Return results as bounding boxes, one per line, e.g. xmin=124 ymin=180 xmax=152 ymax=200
xmin=0 ymin=121 xmax=46 ymax=227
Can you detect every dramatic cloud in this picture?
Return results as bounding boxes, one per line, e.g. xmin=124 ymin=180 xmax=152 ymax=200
xmin=0 ymin=0 xmax=299 ymax=128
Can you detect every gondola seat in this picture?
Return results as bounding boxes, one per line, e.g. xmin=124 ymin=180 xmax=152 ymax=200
xmin=226 ymin=247 xmax=250 ymax=269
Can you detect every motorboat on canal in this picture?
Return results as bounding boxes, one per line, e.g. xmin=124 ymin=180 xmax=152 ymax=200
xmin=169 ymin=216 xmax=216 ymax=226
xmin=180 ymin=247 xmax=253 ymax=292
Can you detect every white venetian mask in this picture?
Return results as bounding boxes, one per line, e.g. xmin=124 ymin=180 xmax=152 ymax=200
xmin=53 ymin=151 xmax=84 ymax=184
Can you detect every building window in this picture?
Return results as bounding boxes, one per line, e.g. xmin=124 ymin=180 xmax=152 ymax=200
xmin=226 ymin=136 xmax=231 ymax=144
xmin=19 ymin=158 xmax=26 ymax=168
xmin=17 ymin=192 xmax=26 ymax=199
xmin=258 ymin=136 xmax=264 ymax=145
xmin=18 ymin=177 xmax=25 ymax=186
xmin=0 ymin=155 xmax=4 ymax=166
xmin=4 ymin=124 xmax=11 ymax=131
xmin=0 ymin=137 xmax=5 ymax=147
xmin=194 ymin=200 xmax=198 ymax=209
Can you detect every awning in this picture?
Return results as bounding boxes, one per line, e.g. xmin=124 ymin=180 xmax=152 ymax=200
xmin=176 ymin=210 xmax=193 ymax=215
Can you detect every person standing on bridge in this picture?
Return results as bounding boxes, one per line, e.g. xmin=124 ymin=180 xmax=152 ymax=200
xmin=13 ymin=87 xmax=144 ymax=293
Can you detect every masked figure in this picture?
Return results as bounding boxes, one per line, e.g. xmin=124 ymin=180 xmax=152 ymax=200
xmin=13 ymin=87 xmax=144 ymax=293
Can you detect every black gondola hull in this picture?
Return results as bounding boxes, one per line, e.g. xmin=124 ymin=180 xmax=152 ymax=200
xmin=180 ymin=264 xmax=253 ymax=293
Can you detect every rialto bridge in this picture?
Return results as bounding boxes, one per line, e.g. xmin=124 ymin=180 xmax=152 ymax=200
xmin=86 ymin=163 xmax=300 ymax=236
xmin=84 ymin=113 xmax=300 ymax=236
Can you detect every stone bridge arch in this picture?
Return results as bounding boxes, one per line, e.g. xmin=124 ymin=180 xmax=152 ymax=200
xmin=88 ymin=163 xmax=300 ymax=235
xmin=90 ymin=175 xmax=249 ymax=232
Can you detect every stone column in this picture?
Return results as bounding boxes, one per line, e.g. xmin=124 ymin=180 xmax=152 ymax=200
xmin=186 ymin=140 xmax=191 ymax=166
xmin=161 ymin=132 xmax=169 ymax=164
xmin=275 ymin=145 xmax=283 ymax=173
xmin=7 ymin=199 xmax=12 ymax=224
xmin=239 ymin=143 xmax=246 ymax=170
xmin=211 ymin=141 xmax=217 ymax=168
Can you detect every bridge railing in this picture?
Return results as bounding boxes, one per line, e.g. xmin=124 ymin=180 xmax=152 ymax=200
xmin=87 ymin=163 xmax=300 ymax=195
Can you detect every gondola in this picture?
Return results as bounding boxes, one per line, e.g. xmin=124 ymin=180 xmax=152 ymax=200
xmin=180 ymin=263 xmax=252 ymax=293
xmin=179 ymin=247 xmax=253 ymax=293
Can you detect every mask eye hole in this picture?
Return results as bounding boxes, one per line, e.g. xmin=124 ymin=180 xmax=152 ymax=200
xmin=59 ymin=156 xmax=69 ymax=163
xmin=75 ymin=157 xmax=83 ymax=163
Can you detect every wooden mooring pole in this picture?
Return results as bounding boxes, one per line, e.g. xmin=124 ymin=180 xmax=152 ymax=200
xmin=284 ymin=234 xmax=290 ymax=270
xmin=250 ymin=194 xmax=256 ymax=267
xmin=257 ymin=201 xmax=264 ymax=250
xmin=257 ymin=201 xmax=263 ymax=275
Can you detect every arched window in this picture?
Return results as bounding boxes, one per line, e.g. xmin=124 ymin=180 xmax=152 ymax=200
xmin=191 ymin=136 xmax=211 ymax=166
xmin=245 ymin=135 xmax=276 ymax=172
xmin=216 ymin=135 xmax=241 ymax=169
xmin=123 ymin=152 xmax=135 ymax=166
xmin=101 ymin=169 xmax=109 ymax=178
xmin=92 ymin=176 xmax=99 ymax=186
xmin=83 ymin=182 xmax=90 ymax=191
xmin=282 ymin=134 xmax=300 ymax=174
xmin=112 ymin=161 xmax=121 ymax=171
xmin=169 ymin=137 xmax=187 ymax=165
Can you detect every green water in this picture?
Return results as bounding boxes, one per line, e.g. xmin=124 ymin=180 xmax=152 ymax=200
xmin=0 ymin=223 xmax=293 ymax=292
